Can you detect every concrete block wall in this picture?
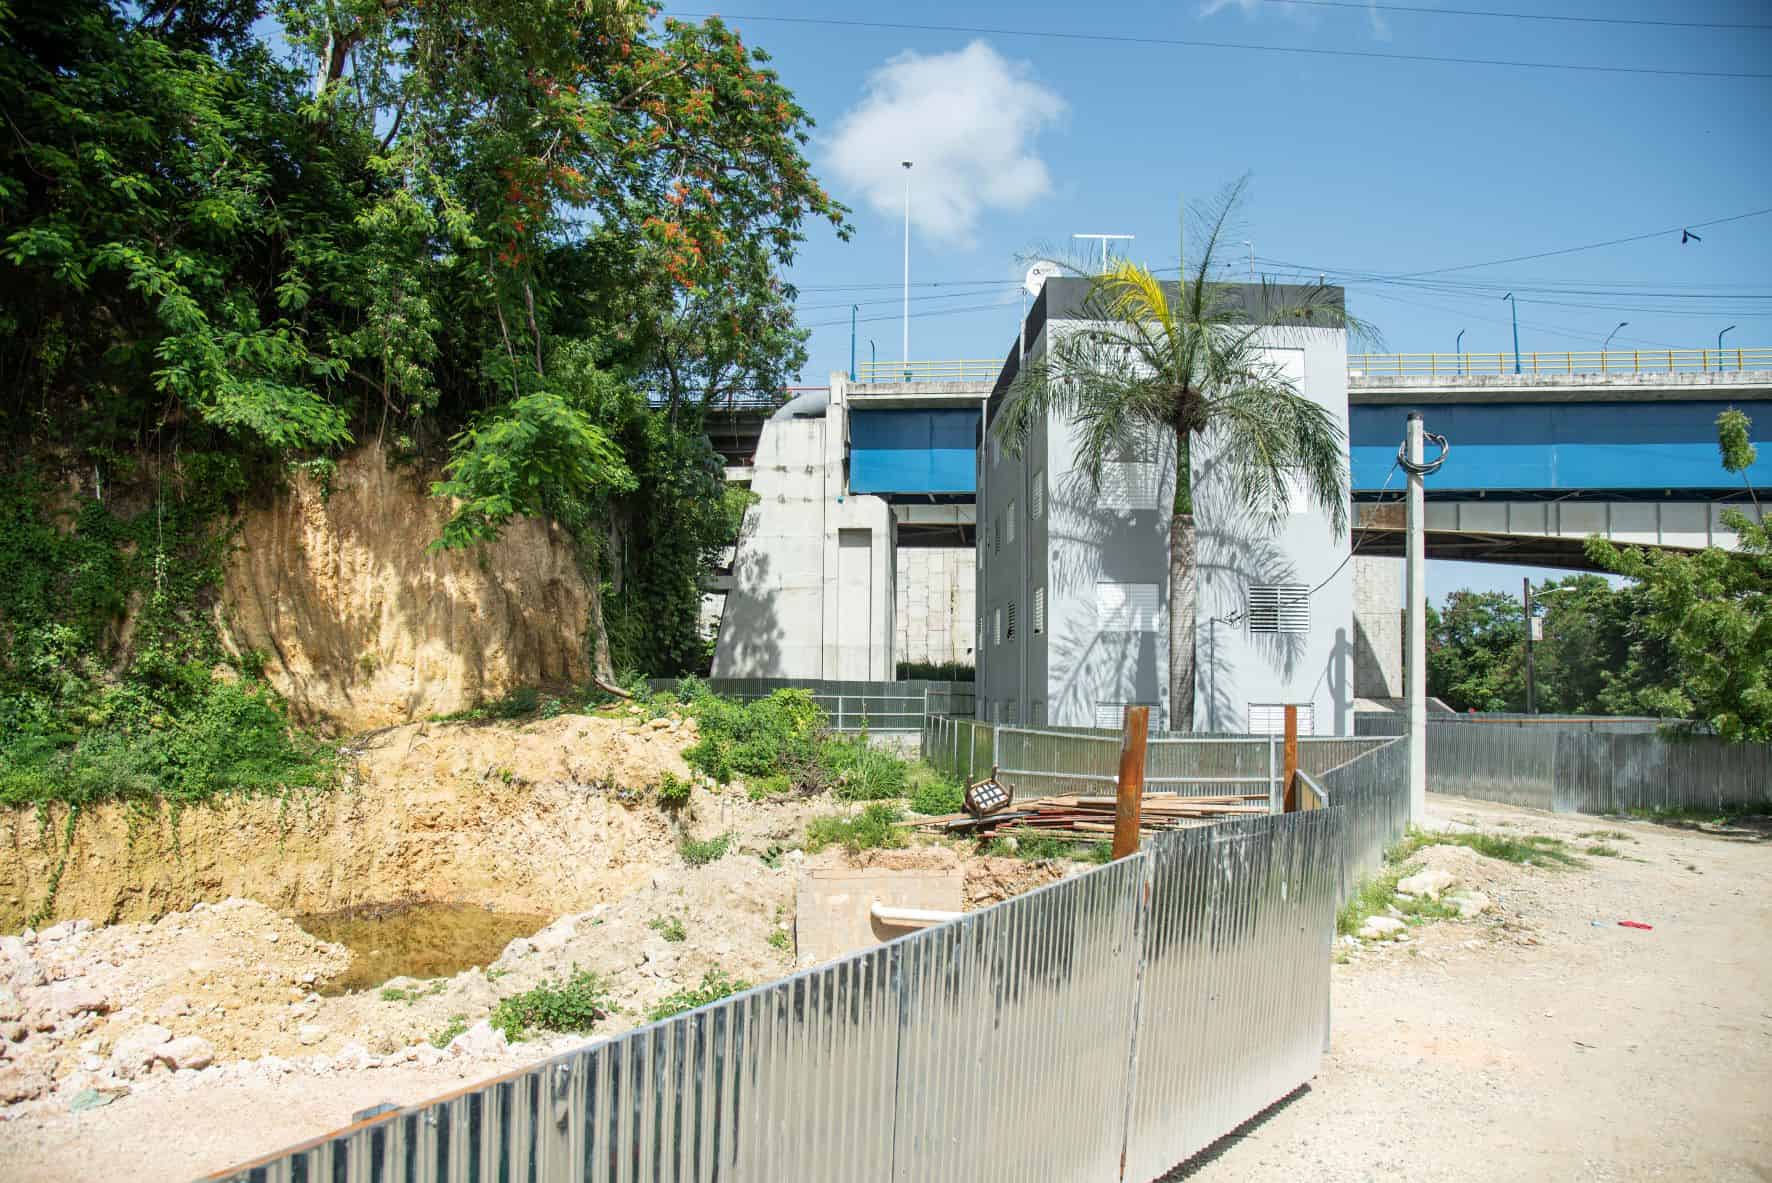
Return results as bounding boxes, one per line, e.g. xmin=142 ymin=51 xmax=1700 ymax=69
xmin=894 ymin=548 xmax=976 ymax=667
xmin=1352 ymin=554 xmax=1403 ymax=699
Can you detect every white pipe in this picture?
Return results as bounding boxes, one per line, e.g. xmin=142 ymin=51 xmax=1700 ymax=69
xmin=901 ymin=161 xmax=912 ymax=375
xmin=871 ymin=902 xmax=961 ymax=929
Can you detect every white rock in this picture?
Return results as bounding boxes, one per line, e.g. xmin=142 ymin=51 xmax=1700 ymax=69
xmin=1358 ymin=916 xmax=1408 ymax=941
xmin=109 ymin=1023 xmax=174 ymax=1079
xmin=1449 ymin=891 xmax=1491 ymax=919
xmin=0 ymin=988 xmax=21 ymax=1022
xmin=1396 ymin=869 xmax=1457 ymax=899
xmin=529 ymin=917 xmax=578 ymax=953
xmin=297 ymin=1024 xmax=328 ymax=1047
xmin=446 ymin=1020 xmax=509 ymax=1059
xmin=154 ymin=996 xmax=191 ymax=1019
xmin=332 ymin=1042 xmax=372 ymax=1071
xmin=157 ymin=1035 xmax=215 ymax=1071
xmin=264 ymin=932 xmax=280 ymax=944
xmin=38 ymin=922 xmax=76 ymax=942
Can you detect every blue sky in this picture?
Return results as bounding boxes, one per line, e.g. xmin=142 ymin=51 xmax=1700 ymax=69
xmin=662 ymin=1 xmax=1771 ymax=599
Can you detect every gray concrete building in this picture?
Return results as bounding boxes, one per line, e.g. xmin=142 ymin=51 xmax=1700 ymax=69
xmin=976 ymin=277 xmax=1357 ymax=735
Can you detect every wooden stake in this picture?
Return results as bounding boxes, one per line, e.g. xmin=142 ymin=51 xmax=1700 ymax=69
xmin=1112 ymin=706 xmax=1150 ymax=860
xmin=1282 ymin=704 xmax=1300 ymax=813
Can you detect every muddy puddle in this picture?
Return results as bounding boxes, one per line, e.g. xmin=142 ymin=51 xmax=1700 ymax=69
xmin=295 ymin=902 xmax=550 ymax=995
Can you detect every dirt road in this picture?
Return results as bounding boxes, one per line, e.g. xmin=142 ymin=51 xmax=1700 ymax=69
xmin=1179 ymin=794 xmax=1772 ymax=1182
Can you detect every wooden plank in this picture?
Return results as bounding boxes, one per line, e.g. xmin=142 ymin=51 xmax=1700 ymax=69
xmin=1112 ymin=707 xmax=1150 ymax=861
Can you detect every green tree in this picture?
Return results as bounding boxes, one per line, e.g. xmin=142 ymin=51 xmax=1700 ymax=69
xmin=1588 ymin=410 xmax=1771 ymax=740
xmin=993 ymin=178 xmax=1368 ymax=728
xmin=1426 ymin=591 xmax=1525 ymax=712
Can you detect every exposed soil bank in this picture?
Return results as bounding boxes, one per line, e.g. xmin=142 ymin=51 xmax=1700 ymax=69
xmin=0 ymin=714 xmax=702 ymax=930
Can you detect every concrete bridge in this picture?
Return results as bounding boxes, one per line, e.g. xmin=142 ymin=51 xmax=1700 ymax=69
xmin=1348 ymin=353 xmax=1772 ymax=567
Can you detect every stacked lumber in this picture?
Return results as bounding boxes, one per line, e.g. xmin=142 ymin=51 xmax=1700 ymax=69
xmin=911 ymin=792 xmax=1268 ymax=839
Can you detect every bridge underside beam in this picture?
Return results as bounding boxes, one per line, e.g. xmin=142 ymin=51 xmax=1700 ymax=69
xmin=1353 ymin=527 xmax=1609 ymax=570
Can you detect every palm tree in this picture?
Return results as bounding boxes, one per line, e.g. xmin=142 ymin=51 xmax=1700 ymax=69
xmin=994 ymin=177 xmax=1370 ymax=730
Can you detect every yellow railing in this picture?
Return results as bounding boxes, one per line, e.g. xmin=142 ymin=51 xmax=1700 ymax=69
xmin=1349 ymin=347 xmax=1772 ymax=379
xmin=855 ymin=358 xmax=1003 ymax=384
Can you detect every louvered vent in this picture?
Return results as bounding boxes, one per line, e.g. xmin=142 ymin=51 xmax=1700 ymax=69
xmin=1247 ymin=584 xmax=1311 ymax=634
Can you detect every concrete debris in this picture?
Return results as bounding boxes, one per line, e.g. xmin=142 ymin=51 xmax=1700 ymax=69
xmin=1359 ymin=916 xmax=1408 ymax=941
xmin=158 ymin=1035 xmax=215 ymax=1071
xmin=108 ymin=1024 xmax=173 ymax=1080
xmin=1397 ymin=869 xmax=1457 ymax=899
xmin=1448 ymin=892 xmax=1491 ymax=919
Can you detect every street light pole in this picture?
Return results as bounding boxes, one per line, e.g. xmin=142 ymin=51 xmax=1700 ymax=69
xmin=1719 ymin=324 xmax=1737 ymax=371
xmin=850 ymin=304 xmax=858 ymax=378
xmin=901 ymin=161 xmax=913 ymax=381
xmin=1603 ymin=321 xmax=1627 ymax=353
xmin=1503 ymin=292 xmax=1521 ymax=374
xmin=1456 ymin=328 xmax=1465 ymax=375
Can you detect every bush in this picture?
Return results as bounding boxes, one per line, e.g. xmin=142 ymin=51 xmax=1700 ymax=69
xmin=656 ymin=772 xmax=692 ymax=810
xmin=984 ymin=833 xmax=1112 ymax=864
xmin=804 ymin=803 xmax=908 ymax=854
xmin=895 ymin=660 xmax=974 ymax=682
xmin=909 ymin=770 xmax=965 ymax=815
xmin=646 ymin=970 xmax=750 ymax=1023
xmin=489 ymin=967 xmax=610 ymax=1041
xmin=679 ymin=832 xmax=733 ymax=867
xmin=679 ymin=687 xmax=826 ymax=787
xmin=820 ymin=735 xmax=910 ymax=801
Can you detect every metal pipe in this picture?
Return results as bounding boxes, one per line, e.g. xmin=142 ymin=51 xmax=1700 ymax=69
xmin=870 ymin=902 xmax=961 ymax=929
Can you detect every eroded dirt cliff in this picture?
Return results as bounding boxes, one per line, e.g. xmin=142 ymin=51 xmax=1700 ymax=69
xmin=216 ymin=445 xmax=592 ymax=731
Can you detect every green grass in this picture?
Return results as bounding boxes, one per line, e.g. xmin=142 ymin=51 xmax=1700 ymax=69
xmin=804 ymin=803 xmax=908 ymax=854
xmin=908 ymin=767 xmax=965 ymax=815
xmin=379 ymin=980 xmax=446 ymax=1004
xmin=646 ymin=970 xmax=750 ymax=1023
xmin=1391 ymin=827 xmax=1582 ymax=869
xmin=1336 ymin=861 xmax=1462 ymax=938
xmin=1578 ymin=829 xmax=1633 ymax=841
xmin=983 ymin=832 xmax=1113 ymax=864
xmin=679 ymin=833 xmax=733 ymax=867
xmin=490 ymin=967 xmax=610 ymax=1042
xmin=1625 ymin=803 xmax=1769 ymax=825
xmin=429 ymin=1015 xmax=469 ymax=1048
xmin=745 ymin=773 xmax=794 ymax=802
xmin=821 ymin=735 xmax=911 ymax=801
xmin=766 ymin=927 xmax=792 ymax=952
xmin=648 ymin=914 xmax=687 ymax=942
xmin=1583 ymin=842 xmax=1624 ymax=858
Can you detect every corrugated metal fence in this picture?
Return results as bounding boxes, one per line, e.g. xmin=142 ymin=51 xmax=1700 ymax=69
xmin=214 ymin=809 xmax=1346 ymax=1183
xmin=1375 ymin=721 xmax=1772 ymax=813
xmin=922 ymin=714 xmax=1389 ymax=801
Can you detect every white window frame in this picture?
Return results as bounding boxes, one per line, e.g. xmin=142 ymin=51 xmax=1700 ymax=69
xmin=992 ymin=607 xmax=1002 ymax=646
xmin=1031 ymin=469 xmax=1045 ymax=521
xmin=1096 ymin=581 xmax=1160 ymax=633
xmin=1249 ymin=703 xmax=1316 ymax=736
xmin=1006 ymin=498 xmax=1016 ymax=544
xmin=1032 ymin=586 xmax=1046 ymax=636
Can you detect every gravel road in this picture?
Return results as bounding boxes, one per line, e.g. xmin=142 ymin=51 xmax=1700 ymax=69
xmin=1175 ymin=794 xmax=1772 ymax=1182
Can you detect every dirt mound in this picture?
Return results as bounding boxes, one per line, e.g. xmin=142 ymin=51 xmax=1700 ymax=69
xmin=217 ymin=443 xmax=593 ymax=731
xmin=0 ymin=714 xmax=704 ymax=929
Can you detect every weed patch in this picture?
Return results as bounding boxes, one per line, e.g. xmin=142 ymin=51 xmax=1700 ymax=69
xmin=1583 ymin=842 xmax=1623 ymax=857
xmin=1337 ymin=860 xmax=1462 ymax=937
xmin=821 ymin=735 xmax=910 ymax=801
xmin=380 ymin=981 xmax=446 ymax=1004
xmin=1579 ymin=829 xmax=1633 ymax=841
xmin=490 ymin=967 xmax=610 ymax=1042
xmin=655 ymin=773 xmax=691 ymax=810
xmin=766 ymin=927 xmax=791 ymax=952
xmin=804 ymin=803 xmax=908 ymax=854
xmin=908 ymin=769 xmax=965 ymax=815
xmin=1391 ymin=827 xmax=1582 ymax=869
xmin=646 ymin=970 xmax=750 ymax=1023
xmin=648 ymin=915 xmax=687 ymax=942
xmin=984 ymin=832 xmax=1112 ymax=864
xmin=430 ymin=1015 xmax=469 ymax=1048
xmin=679 ymin=833 xmax=732 ymax=867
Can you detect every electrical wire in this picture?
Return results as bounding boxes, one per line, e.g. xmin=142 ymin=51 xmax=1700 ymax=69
xmin=1398 ymin=431 xmax=1450 ymax=476
xmin=1254 ymin=0 xmax=1772 ymax=32
xmin=668 ymin=11 xmax=1772 ymax=80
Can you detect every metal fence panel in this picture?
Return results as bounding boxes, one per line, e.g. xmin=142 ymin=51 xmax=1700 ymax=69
xmin=652 ymin=679 xmax=975 ymax=732
xmin=1315 ymin=738 xmax=1410 ymax=892
xmin=1122 ymin=809 xmax=1343 ymax=1179
xmin=891 ymin=857 xmax=1145 ymax=1182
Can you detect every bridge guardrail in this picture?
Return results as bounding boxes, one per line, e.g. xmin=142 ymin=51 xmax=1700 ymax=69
xmin=1349 ymin=346 xmax=1772 ymax=379
xmin=855 ymin=358 xmax=1003 ymax=384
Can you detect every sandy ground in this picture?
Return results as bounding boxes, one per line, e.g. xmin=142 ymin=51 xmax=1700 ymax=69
xmin=1176 ymin=794 xmax=1772 ymax=1182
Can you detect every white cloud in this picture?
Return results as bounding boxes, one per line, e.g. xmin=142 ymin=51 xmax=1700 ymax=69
xmin=1201 ymin=0 xmax=1390 ymax=39
xmin=825 ymin=42 xmax=1065 ymax=248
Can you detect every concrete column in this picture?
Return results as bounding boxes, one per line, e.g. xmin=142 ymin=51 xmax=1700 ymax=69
xmin=1352 ymin=554 xmax=1403 ymax=699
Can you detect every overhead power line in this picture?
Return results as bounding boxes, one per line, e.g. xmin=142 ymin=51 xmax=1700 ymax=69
xmin=1256 ymin=0 xmax=1772 ymax=32
xmin=1395 ymin=207 xmax=1772 ymax=277
xmin=671 ymin=12 xmax=1772 ymax=80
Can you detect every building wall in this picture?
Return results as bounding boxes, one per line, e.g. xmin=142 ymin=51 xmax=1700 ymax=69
xmin=1352 ymin=554 xmax=1402 ymax=698
xmin=894 ymin=548 xmax=977 ymax=668
xmin=1192 ymin=328 xmax=1355 ymax=735
xmin=712 ymin=392 xmax=896 ymax=679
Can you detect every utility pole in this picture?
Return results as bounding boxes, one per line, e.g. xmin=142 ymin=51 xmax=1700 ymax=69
xmin=1523 ymin=578 xmax=1535 ymax=715
xmin=1242 ymin=240 xmax=1255 ymax=282
xmin=901 ymin=161 xmax=913 ymax=380
xmin=1405 ymin=413 xmax=1427 ymax=823
xmin=850 ymin=304 xmax=858 ymax=378
xmin=1503 ymin=292 xmax=1521 ymax=374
